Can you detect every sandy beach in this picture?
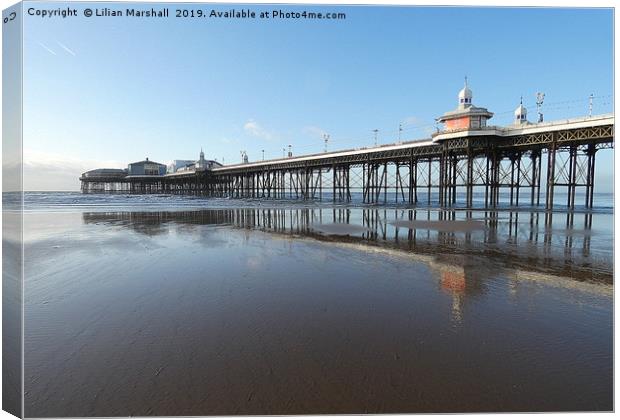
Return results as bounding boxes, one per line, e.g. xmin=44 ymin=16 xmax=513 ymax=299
xmin=22 ymin=202 xmax=613 ymax=416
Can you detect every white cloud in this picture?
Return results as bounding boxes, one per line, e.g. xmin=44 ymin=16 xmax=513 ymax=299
xmin=243 ymin=119 xmax=274 ymax=141
xmin=302 ymin=125 xmax=328 ymax=139
xmin=402 ymin=116 xmax=420 ymax=126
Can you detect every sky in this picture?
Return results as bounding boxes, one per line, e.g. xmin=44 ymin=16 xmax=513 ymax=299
xmin=20 ymin=2 xmax=614 ymax=191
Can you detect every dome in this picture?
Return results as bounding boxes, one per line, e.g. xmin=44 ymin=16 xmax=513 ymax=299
xmin=458 ymin=86 xmax=473 ymax=101
xmin=514 ymin=103 xmax=527 ymax=117
xmin=458 ymin=78 xmax=473 ymax=108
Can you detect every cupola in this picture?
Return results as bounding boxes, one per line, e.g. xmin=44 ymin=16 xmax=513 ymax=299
xmin=458 ymin=77 xmax=473 ymax=109
xmin=514 ymin=97 xmax=528 ymax=125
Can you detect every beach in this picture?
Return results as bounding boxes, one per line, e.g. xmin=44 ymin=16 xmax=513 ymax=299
xmin=20 ymin=193 xmax=613 ymax=416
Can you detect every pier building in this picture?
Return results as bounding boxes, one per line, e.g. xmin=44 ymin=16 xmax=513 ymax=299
xmin=167 ymin=151 xmax=223 ymax=174
xmin=127 ymin=158 xmax=167 ymax=176
xmin=81 ymin=168 xmax=128 ymax=178
xmin=436 ymin=79 xmax=494 ymax=131
xmin=195 ymin=149 xmax=222 ymax=170
xmin=168 ymin=160 xmax=196 ymax=174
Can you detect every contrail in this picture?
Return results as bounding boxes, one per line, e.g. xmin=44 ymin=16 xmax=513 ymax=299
xmin=37 ymin=42 xmax=56 ymax=56
xmin=56 ymin=41 xmax=76 ymax=56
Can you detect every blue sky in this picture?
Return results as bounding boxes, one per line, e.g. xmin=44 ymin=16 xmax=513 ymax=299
xmin=22 ymin=3 xmax=613 ymax=190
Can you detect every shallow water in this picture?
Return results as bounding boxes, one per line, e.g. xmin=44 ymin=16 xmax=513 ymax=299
xmin=19 ymin=193 xmax=613 ymax=415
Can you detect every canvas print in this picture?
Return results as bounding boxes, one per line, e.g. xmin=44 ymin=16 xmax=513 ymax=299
xmin=2 ymin=1 xmax=615 ymax=417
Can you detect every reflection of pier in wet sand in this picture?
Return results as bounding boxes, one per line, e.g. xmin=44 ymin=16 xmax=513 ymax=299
xmin=82 ymin=207 xmax=610 ymax=283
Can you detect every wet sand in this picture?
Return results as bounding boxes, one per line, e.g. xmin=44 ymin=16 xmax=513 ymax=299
xmin=311 ymin=222 xmax=370 ymax=235
xmin=389 ymin=219 xmax=487 ymax=232
xmin=23 ymin=210 xmax=613 ymax=416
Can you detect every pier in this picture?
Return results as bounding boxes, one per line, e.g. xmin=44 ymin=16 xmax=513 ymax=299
xmin=80 ymin=85 xmax=614 ymax=211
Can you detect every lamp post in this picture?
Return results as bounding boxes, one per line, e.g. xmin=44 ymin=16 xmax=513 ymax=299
xmin=536 ymin=92 xmax=545 ymax=123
